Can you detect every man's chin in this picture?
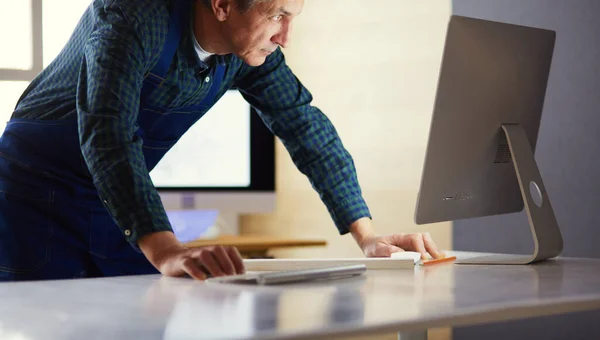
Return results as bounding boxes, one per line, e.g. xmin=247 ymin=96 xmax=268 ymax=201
xmin=247 ymin=59 xmax=267 ymax=67
xmin=241 ymin=54 xmax=268 ymax=67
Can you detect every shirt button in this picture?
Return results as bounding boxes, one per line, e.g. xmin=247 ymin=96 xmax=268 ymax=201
xmin=124 ymin=229 xmax=131 ymax=236
xmin=205 ymin=76 xmax=210 ymax=83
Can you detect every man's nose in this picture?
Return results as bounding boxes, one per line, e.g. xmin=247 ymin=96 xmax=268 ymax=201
xmin=272 ymin=21 xmax=292 ymax=48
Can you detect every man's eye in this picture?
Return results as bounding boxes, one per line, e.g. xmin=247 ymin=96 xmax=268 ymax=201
xmin=271 ymin=15 xmax=283 ymax=22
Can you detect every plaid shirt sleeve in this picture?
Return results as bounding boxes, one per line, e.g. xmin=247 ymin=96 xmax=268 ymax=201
xmin=235 ymin=48 xmax=372 ymax=234
xmin=76 ymin=2 xmax=172 ymax=248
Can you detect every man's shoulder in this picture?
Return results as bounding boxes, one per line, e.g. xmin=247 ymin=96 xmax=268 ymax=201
xmin=99 ymin=0 xmax=170 ymax=27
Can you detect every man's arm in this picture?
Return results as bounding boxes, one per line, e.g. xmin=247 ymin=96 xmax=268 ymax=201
xmin=234 ymin=49 xmax=444 ymax=259
xmin=76 ymin=3 xmax=246 ymax=276
xmin=349 ymin=217 xmax=377 ymax=248
xmin=235 ymin=48 xmax=372 ymax=236
xmin=76 ymin=3 xmax=172 ymax=251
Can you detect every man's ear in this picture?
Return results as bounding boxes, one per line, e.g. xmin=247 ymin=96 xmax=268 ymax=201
xmin=211 ymin=0 xmax=233 ymax=21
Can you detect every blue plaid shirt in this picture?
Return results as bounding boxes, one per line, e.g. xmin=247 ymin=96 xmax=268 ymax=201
xmin=12 ymin=0 xmax=371 ymax=246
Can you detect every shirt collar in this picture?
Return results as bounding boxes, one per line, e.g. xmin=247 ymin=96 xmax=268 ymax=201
xmin=177 ymin=5 xmax=234 ymax=74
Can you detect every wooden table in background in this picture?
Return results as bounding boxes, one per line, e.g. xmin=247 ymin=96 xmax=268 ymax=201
xmin=184 ymin=234 xmax=327 ymax=258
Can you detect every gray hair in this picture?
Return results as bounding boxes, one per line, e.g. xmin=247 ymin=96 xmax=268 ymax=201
xmin=199 ymin=0 xmax=272 ymax=12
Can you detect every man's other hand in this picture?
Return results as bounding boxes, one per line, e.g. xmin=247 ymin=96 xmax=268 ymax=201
xmin=349 ymin=217 xmax=445 ymax=260
xmin=359 ymin=232 xmax=445 ymax=260
xmin=139 ymin=231 xmax=245 ymax=280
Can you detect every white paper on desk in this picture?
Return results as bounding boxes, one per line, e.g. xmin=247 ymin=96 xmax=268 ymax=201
xmin=243 ymin=257 xmax=418 ymax=271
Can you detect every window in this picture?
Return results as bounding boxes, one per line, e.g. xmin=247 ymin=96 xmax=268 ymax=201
xmin=0 ymin=0 xmax=91 ymax=133
xmin=0 ymin=1 xmax=33 ymax=70
xmin=42 ymin=0 xmax=91 ymax=67
xmin=0 ymin=0 xmax=35 ymax=129
xmin=0 ymin=82 xmax=29 ymax=132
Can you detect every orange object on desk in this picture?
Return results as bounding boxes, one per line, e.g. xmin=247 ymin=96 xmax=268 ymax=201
xmin=421 ymin=256 xmax=457 ymax=266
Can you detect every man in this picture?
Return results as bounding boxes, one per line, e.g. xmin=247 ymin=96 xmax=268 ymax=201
xmin=0 ymin=0 xmax=443 ymax=281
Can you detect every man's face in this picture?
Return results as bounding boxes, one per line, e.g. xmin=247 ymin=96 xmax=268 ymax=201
xmin=223 ymin=0 xmax=304 ymax=66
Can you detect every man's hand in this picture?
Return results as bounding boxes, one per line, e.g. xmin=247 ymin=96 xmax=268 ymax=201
xmin=139 ymin=231 xmax=245 ymax=280
xmin=349 ymin=217 xmax=445 ymax=260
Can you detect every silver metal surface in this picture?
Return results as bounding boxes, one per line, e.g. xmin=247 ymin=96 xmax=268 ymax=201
xmin=415 ymin=16 xmax=561 ymax=263
xmin=455 ymin=125 xmax=563 ymax=264
xmin=1 ymin=251 xmax=599 ymax=340
xmin=205 ymin=264 xmax=367 ymax=285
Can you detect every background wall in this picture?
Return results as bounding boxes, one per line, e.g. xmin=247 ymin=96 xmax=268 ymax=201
xmin=241 ymin=0 xmax=453 ymax=261
xmin=451 ymin=1 xmax=600 ymax=339
xmin=241 ymin=2 xmax=453 ymax=339
xmin=1 ymin=0 xmax=454 ymax=259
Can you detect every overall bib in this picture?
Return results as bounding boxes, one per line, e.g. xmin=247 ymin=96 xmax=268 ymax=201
xmin=0 ymin=0 xmax=224 ymax=280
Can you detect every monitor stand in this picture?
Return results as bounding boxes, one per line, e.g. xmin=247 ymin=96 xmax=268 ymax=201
xmin=456 ymin=124 xmax=563 ymax=265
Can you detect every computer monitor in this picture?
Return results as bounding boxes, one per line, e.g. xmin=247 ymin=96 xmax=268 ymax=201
xmin=414 ymin=15 xmax=563 ymax=264
xmin=152 ymin=89 xmax=275 ymax=236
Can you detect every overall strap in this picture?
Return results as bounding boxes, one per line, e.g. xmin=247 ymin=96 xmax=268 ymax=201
xmin=202 ymin=64 xmax=226 ymax=106
xmin=140 ymin=0 xmax=191 ymax=100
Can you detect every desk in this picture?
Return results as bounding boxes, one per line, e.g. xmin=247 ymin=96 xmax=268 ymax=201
xmin=184 ymin=235 xmax=327 ymax=258
xmin=1 ymin=251 xmax=599 ymax=340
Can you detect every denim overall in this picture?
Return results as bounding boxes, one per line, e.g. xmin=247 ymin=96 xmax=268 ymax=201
xmin=0 ymin=0 xmax=224 ymax=280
